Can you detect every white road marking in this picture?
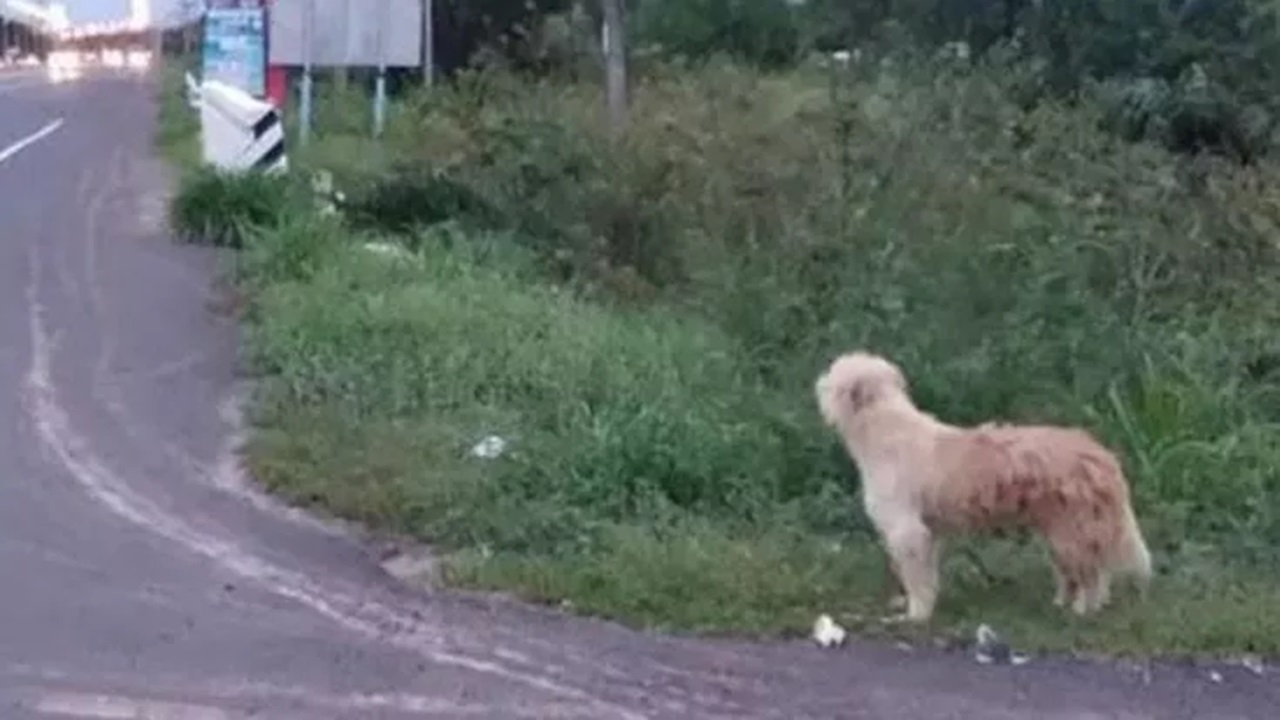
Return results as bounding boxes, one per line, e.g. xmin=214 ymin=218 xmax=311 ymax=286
xmin=32 ymin=691 xmax=230 ymax=720
xmin=0 ymin=119 xmax=64 ymax=165
xmin=11 ymin=673 xmax=604 ymax=719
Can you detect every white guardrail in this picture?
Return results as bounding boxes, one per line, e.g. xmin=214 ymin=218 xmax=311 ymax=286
xmin=188 ymin=72 xmax=287 ymax=173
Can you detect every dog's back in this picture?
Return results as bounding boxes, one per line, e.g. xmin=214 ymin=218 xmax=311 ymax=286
xmin=925 ymin=423 xmax=1150 ymax=579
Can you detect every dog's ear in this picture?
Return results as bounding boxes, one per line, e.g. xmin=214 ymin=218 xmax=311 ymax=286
xmin=847 ymin=367 xmax=907 ymax=412
xmin=847 ymin=380 xmax=875 ymax=412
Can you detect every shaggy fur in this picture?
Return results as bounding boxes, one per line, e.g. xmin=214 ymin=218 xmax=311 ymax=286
xmin=815 ymin=351 xmax=1153 ymax=621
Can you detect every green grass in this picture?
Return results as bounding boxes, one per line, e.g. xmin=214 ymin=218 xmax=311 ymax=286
xmin=155 ymin=60 xmax=200 ymax=170
xmin=167 ymin=166 xmax=300 ymax=248
xmin=177 ymin=53 xmax=1280 ymax=659
xmin=449 ymin=530 xmax=1280 ymax=656
xmin=236 ymin=223 xmax=1280 ymax=658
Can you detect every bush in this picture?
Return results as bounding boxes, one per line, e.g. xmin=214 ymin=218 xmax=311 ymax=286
xmin=233 ymin=54 xmax=1280 ymax=653
xmin=632 ymin=0 xmax=802 ymax=69
xmin=236 ymin=209 xmax=348 ymax=288
xmin=169 ymin=167 xmax=298 ymax=248
xmin=340 ymin=163 xmax=503 ymax=236
xmin=620 ymin=0 xmax=1280 ymax=159
xmin=246 ymin=227 xmax=861 ymax=549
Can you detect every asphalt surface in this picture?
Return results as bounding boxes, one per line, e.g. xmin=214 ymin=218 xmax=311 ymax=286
xmin=0 ymin=67 xmax=1276 ymax=720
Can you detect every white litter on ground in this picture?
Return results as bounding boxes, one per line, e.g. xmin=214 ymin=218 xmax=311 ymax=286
xmin=470 ymin=435 xmax=508 ymax=460
xmin=360 ymin=242 xmax=414 ymax=261
xmin=1239 ymin=655 xmax=1265 ymax=676
xmin=310 ymin=170 xmax=345 ymax=216
xmin=812 ymin=614 xmax=847 ymax=648
xmin=973 ymin=623 xmax=1028 ymax=666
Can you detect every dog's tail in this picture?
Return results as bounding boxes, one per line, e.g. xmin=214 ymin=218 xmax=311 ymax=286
xmin=1112 ymin=501 xmax=1153 ymax=588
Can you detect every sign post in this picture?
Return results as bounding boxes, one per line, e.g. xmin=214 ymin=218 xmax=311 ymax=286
xmin=373 ymin=0 xmax=388 ymax=137
xmin=262 ymin=0 xmax=288 ymax=108
xmin=422 ymin=0 xmax=432 ymax=85
xmin=298 ymin=0 xmax=313 ymax=145
xmin=267 ymin=0 xmax=422 ymax=141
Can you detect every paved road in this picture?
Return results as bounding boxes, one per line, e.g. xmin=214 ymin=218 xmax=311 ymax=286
xmin=0 ymin=70 xmax=1275 ymax=720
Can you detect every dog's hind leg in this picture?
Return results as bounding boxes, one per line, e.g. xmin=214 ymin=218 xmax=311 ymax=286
xmin=1045 ymin=521 xmax=1108 ymax=615
xmin=1052 ymin=560 xmax=1108 ymax=610
xmin=883 ymin=555 xmax=908 ymax=611
xmin=1058 ymin=555 xmax=1113 ymax=615
xmin=1073 ymin=550 xmax=1113 ymax=614
xmin=1048 ymin=545 xmax=1091 ymax=614
xmin=882 ymin=517 xmax=941 ymax=622
xmin=1070 ymin=568 xmax=1105 ymax=615
xmin=1086 ymin=569 xmax=1112 ymax=611
xmin=1052 ymin=565 xmax=1071 ymax=608
xmin=1055 ymin=563 xmax=1094 ymax=615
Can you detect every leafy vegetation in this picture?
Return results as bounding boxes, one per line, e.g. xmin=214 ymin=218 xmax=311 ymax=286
xmin=629 ymin=0 xmax=1280 ymax=160
xmin=160 ymin=9 xmax=1280 ymax=657
xmin=155 ymin=63 xmax=201 ymax=168
xmin=168 ymin=166 xmax=297 ymax=248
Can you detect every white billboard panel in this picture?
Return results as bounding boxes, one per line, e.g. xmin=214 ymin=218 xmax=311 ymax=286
xmin=267 ymin=0 xmax=422 ymax=68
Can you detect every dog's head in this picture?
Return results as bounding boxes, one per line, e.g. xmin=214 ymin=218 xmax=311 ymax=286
xmin=814 ymin=350 xmax=909 ymax=427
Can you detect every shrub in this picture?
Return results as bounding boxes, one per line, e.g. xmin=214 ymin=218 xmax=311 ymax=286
xmin=618 ymin=0 xmax=1280 ymax=159
xmin=632 ymin=0 xmax=802 ymax=69
xmin=169 ymin=167 xmax=297 ymax=248
xmin=236 ymin=209 xmax=348 ymax=289
xmin=245 ymin=227 xmax=864 ymax=553
xmin=340 ymin=163 xmax=503 ymax=236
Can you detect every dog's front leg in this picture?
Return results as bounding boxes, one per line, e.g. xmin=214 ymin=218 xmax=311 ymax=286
xmin=881 ymin=517 xmax=941 ymax=622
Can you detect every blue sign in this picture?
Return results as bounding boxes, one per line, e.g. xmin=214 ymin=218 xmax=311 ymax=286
xmin=202 ymin=7 xmax=267 ymax=97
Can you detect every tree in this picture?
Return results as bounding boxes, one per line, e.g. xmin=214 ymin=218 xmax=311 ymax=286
xmin=632 ymin=0 xmax=801 ymax=69
xmin=431 ymin=0 xmax=572 ymax=76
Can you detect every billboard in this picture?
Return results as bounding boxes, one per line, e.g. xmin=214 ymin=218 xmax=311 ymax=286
xmin=202 ymin=6 xmax=267 ymax=97
xmin=267 ymin=0 xmax=422 ymax=68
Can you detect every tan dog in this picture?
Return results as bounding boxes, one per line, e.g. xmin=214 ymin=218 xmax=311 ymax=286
xmin=814 ymin=350 xmax=1152 ymax=622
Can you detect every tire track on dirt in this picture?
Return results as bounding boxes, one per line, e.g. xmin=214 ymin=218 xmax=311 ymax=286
xmin=24 ymin=234 xmax=653 ymax=719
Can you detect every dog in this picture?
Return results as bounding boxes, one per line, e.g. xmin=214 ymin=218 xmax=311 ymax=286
xmin=814 ymin=350 xmax=1152 ymax=622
